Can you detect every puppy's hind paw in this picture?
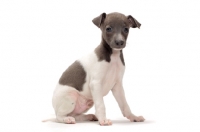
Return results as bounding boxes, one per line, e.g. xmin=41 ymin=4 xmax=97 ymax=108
xmin=63 ymin=116 xmax=76 ymax=124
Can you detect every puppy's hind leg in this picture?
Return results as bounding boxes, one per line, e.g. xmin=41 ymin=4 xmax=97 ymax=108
xmin=56 ymin=96 xmax=77 ymax=124
xmin=53 ymin=88 xmax=78 ymax=124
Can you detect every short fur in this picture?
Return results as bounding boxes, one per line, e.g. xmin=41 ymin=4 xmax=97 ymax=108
xmin=48 ymin=12 xmax=145 ymax=126
xmin=59 ymin=61 xmax=86 ymax=91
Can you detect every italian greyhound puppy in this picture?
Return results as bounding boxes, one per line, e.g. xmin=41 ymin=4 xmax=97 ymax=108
xmin=51 ymin=12 xmax=145 ymax=126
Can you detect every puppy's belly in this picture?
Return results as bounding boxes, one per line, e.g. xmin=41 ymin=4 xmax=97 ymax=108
xmin=69 ymin=93 xmax=93 ymax=115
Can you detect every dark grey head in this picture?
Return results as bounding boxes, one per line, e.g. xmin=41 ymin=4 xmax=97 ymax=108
xmin=92 ymin=12 xmax=141 ymax=50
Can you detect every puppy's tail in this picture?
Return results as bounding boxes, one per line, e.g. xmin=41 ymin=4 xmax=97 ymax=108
xmin=42 ymin=118 xmax=57 ymax=122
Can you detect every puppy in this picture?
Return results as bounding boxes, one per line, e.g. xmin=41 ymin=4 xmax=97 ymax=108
xmin=51 ymin=12 xmax=145 ymax=125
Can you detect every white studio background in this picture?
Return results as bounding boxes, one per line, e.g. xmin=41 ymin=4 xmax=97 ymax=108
xmin=0 ymin=0 xmax=200 ymax=131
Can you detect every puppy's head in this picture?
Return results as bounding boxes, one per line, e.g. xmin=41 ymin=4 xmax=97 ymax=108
xmin=92 ymin=12 xmax=141 ymax=50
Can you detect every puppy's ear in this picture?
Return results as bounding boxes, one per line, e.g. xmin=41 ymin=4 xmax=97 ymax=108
xmin=92 ymin=13 xmax=106 ymax=28
xmin=127 ymin=15 xmax=141 ymax=28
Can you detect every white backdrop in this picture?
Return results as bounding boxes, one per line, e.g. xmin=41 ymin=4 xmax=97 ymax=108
xmin=0 ymin=0 xmax=200 ymax=131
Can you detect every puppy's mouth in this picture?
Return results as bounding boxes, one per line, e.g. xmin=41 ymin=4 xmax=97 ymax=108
xmin=110 ymin=43 xmax=126 ymax=50
xmin=113 ymin=48 xmax=124 ymax=51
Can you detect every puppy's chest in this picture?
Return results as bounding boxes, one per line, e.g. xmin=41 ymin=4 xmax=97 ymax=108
xmin=101 ymin=54 xmax=125 ymax=95
xmin=104 ymin=59 xmax=122 ymax=80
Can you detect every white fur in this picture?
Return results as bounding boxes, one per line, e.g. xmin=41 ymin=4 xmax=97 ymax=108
xmin=51 ymin=49 xmax=145 ymax=125
xmin=78 ymin=50 xmax=124 ymax=98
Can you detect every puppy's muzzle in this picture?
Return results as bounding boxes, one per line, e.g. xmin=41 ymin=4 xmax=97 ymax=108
xmin=112 ymin=39 xmax=126 ymax=49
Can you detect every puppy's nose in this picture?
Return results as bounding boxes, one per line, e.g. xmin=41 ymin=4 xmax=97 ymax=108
xmin=115 ymin=40 xmax=124 ymax=46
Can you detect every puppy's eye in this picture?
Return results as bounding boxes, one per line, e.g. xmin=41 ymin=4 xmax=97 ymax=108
xmin=124 ymin=28 xmax=129 ymax=33
xmin=106 ymin=27 xmax=112 ymax=32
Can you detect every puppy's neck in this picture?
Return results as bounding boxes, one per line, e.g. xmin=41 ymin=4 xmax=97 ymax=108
xmin=94 ymin=37 xmax=125 ymax=65
xmin=100 ymin=37 xmax=113 ymax=54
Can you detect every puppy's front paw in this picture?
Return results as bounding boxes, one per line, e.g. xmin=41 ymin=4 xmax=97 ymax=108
xmin=128 ymin=115 xmax=145 ymax=122
xmin=99 ymin=119 xmax=112 ymax=126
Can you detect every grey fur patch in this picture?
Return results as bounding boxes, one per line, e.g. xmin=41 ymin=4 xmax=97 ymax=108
xmin=95 ymin=38 xmax=112 ymax=62
xmin=95 ymin=39 xmax=125 ymax=66
xmin=59 ymin=61 xmax=86 ymax=91
xmin=120 ymin=50 xmax=125 ymax=65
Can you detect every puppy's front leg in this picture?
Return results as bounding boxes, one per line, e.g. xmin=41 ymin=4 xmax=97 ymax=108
xmin=112 ymin=83 xmax=145 ymax=122
xmin=90 ymin=81 xmax=112 ymax=126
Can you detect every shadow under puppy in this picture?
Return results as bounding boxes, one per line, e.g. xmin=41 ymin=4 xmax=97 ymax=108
xmin=49 ymin=12 xmax=145 ymax=126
